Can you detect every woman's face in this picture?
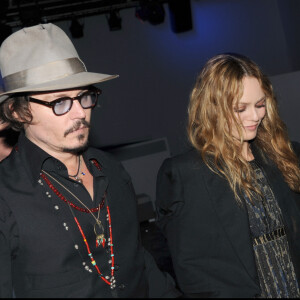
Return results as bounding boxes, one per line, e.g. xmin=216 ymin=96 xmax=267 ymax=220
xmin=231 ymin=76 xmax=266 ymax=142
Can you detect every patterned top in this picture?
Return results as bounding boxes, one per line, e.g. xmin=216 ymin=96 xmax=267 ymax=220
xmin=243 ymin=160 xmax=300 ymax=298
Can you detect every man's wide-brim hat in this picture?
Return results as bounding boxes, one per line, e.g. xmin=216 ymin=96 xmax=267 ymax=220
xmin=0 ymin=23 xmax=118 ymax=103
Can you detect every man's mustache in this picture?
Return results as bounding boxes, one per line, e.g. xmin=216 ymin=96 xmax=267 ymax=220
xmin=64 ymin=120 xmax=90 ymax=137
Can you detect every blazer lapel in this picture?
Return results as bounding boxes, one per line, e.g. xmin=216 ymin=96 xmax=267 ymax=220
xmin=203 ymin=170 xmax=258 ymax=284
xmin=251 ymin=145 xmax=289 ymax=217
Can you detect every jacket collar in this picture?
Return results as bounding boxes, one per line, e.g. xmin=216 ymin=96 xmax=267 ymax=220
xmin=17 ymin=131 xmax=51 ymax=185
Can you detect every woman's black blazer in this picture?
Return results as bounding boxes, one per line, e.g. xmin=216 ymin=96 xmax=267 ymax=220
xmin=155 ymin=143 xmax=300 ymax=298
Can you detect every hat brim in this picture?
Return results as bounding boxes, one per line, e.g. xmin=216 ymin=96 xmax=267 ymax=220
xmin=0 ymin=72 xmax=119 ymax=103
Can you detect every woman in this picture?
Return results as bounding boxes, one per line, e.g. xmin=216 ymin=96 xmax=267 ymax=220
xmin=156 ymin=53 xmax=300 ymax=298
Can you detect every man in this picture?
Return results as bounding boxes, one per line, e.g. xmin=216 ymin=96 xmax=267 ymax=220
xmin=0 ymin=23 xmax=180 ymax=298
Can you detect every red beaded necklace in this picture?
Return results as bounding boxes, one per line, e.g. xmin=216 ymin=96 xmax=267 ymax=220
xmin=40 ymin=172 xmax=104 ymax=212
xmin=40 ymin=159 xmax=116 ymax=288
xmin=70 ymin=200 xmax=115 ymax=287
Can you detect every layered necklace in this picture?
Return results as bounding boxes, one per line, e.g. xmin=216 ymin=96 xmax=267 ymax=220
xmin=40 ymin=159 xmax=116 ymax=288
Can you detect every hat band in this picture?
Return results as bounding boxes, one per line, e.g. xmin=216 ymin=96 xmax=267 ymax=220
xmin=3 ymin=57 xmax=87 ymax=92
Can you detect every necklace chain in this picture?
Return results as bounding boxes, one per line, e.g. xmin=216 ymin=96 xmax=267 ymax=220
xmin=69 ymin=155 xmax=81 ymax=178
xmin=41 ymin=170 xmax=103 ymax=214
xmin=40 ymin=159 xmax=116 ymax=288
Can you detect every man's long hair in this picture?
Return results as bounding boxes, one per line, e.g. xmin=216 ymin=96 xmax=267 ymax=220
xmin=187 ymin=53 xmax=300 ymax=204
xmin=0 ymin=95 xmax=32 ymax=131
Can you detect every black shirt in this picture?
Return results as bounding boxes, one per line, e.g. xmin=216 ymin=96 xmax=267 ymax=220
xmin=0 ymin=132 xmax=180 ymax=298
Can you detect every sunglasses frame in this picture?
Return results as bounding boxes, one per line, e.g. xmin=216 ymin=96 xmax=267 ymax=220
xmin=28 ymin=87 xmax=102 ymax=116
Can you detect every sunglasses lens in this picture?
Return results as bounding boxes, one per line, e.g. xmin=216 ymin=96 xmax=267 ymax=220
xmin=80 ymin=91 xmax=97 ymax=108
xmin=54 ymin=99 xmax=72 ymax=115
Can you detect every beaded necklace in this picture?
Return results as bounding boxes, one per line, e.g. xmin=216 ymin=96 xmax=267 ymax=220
xmin=40 ymin=171 xmax=103 ymax=213
xmin=40 ymin=159 xmax=116 ymax=289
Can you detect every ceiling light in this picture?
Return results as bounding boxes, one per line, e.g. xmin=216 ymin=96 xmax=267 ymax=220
xmin=135 ymin=1 xmax=165 ymax=25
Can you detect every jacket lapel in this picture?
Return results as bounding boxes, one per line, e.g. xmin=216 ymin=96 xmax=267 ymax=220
xmin=253 ymin=148 xmax=298 ymax=234
xmin=203 ymin=169 xmax=259 ymax=284
xmin=251 ymin=145 xmax=289 ymax=216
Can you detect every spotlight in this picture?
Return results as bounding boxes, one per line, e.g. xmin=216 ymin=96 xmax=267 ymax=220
xmin=107 ymin=10 xmax=122 ymax=31
xmin=69 ymin=18 xmax=84 ymax=38
xmin=135 ymin=1 xmax=165 ymax=25
xmin=168 ymin=0 xmax=193 ymax=33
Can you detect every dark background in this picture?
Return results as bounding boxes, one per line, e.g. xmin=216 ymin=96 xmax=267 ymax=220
xmin=1 ymin=0 xmax=300 ymax=156
xmin=1 ymin=0 xmax=300 ymax=285
xmin=67 ymin=0 xmax=300 ymax=155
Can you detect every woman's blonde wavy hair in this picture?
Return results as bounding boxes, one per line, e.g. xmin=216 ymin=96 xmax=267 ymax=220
xmin=188 ymin=53 xmax=300 ymax=204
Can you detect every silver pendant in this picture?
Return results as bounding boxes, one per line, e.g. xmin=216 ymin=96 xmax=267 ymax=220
xmin=76 ymin=177 xmax=83 ymax=184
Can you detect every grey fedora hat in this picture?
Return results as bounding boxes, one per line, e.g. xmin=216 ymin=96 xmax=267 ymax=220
xmin=0 ymin=23 xmax=118 ymax=103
